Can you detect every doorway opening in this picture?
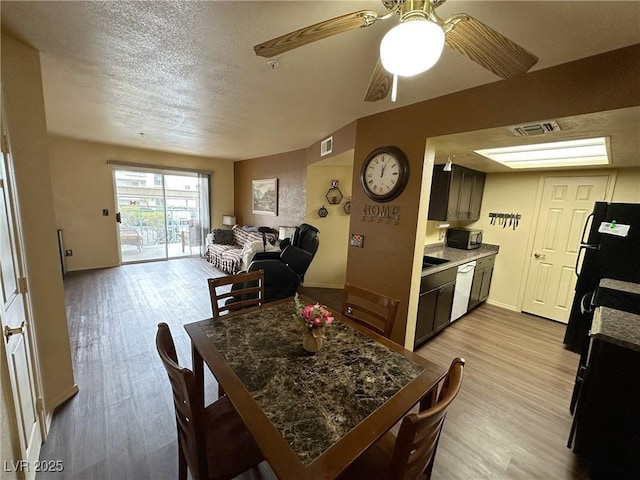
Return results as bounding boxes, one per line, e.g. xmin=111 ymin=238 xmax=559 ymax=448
xmin=113 ymin=168 xmax=210 ymax=264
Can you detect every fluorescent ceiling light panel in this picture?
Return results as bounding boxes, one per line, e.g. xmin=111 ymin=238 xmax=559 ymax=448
xmin=475 ymin=137 xmax=610 ymax=169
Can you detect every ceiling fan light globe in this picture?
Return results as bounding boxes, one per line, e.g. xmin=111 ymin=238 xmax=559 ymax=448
xmin=380 ymin=20 xmax=445 ymax=77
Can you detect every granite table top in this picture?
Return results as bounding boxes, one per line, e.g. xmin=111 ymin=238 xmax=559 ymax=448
xmin=196 ymin=299 xmax=430 ymax=467
xmin=422 ymin=242 xmax=500 ymax=275
xmin=591 ymin=306 xmax=640 ymax=352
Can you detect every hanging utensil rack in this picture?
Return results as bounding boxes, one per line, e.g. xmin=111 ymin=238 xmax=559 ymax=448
xmin=489 ymin=212 xmax=521 ymax=230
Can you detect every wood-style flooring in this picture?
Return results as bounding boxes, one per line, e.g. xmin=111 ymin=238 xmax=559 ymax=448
xmin=39 ymin=258 xmax=588 ymax=479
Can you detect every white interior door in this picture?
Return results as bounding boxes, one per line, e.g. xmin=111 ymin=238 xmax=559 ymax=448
xmin=522 ymin=175 xmax=609 ymax=323
xmin=1 ymin=137 xmax=42 ymax=479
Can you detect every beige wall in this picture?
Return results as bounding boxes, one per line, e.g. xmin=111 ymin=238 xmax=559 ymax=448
xmin=1 ymin=33 xmax=76 ymax=434
xmin=304 ymin=164 xmax=352 ymax=288
xmin=48 ymin=136 xmax=234 ymax=271
xmin=445 ymin=168 xmax=639 ymax=311
xmin=459 ymin=170 xmax=541 ymax=311
xmin=612 ymin=168 xmax=640 ymax=202
xmin=425 ymin=220 xmax=467 ymax=244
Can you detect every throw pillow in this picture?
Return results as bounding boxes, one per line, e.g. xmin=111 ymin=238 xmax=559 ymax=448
xmin=211 ymin=228 xmax=235 ymax=245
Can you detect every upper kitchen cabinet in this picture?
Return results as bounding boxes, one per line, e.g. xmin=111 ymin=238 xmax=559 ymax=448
xmin=428 ymin=164 xmax=486 ymax=222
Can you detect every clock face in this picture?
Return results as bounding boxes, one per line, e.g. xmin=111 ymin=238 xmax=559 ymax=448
xmin=360 ymin=146 xmax=409 ymax=202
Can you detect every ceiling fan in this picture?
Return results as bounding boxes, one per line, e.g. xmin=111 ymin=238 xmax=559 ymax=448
xmin=254 ymin=0 xmax=538 ymax=102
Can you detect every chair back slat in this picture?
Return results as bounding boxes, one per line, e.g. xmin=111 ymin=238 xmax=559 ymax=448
xmin=341 ymin=282 xmax=399 ymax=338
xmin=390 ymin=357 xmax=465 ymax=479
xmin=208 ymin=270 xmax=264 ymax=318
xmin=156 ymin=323 xmax=208 ymax=480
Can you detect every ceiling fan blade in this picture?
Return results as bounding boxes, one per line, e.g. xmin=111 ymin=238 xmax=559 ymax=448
xmin=254 ymin=10 xmax=377 ymax=58
xmin=444 ymin=14 xmax=538 ymax=80
xmin=364 ymin=58 xmax=393 ymax=102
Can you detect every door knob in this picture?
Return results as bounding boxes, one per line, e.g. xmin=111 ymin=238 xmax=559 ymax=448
xmin=4 ymin=321 xmax=25 ymax=341
xmin=534 ymin=252 xmax=546 ymax=259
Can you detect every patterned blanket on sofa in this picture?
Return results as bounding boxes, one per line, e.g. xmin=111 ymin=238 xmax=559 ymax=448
xmin=206 ymin=225 xmax=277 ymax=274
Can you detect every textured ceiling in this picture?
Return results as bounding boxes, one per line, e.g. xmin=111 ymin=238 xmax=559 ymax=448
xmin=1 ymin=1 xmax=639 ymax=162
xmin=433 ymin=107 xmax=640 ymax=172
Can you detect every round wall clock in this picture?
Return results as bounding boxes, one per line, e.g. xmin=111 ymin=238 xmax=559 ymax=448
xmin=360 ymin=146 xmax=409 ymax=203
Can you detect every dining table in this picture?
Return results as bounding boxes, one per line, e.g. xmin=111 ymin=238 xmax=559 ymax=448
xmin=184 ymin=295 xmax=447 ymax=480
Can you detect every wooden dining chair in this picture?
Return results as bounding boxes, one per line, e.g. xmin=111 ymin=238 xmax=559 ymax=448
xmin=340 ymin=357 xmax=465 ymax=480
xmin=208 ymin=270 xmax=264 ymax=318
xmin=341 ymin=282 xmax=400 ymax=338
xmin=155 ymin=323 xmax=264 ymax=480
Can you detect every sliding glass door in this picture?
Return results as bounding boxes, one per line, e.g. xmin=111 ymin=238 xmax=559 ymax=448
xmin=114 ymin=168 xmax=209 ymax=264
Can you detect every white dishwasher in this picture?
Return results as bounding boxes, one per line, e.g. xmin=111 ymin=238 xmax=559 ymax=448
xmin=450 ymin=261 xmax=476 ymax=322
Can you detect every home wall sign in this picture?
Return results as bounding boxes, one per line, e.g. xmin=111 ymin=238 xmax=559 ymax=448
xmin=361 ymin=204 xmax=400 ymax=225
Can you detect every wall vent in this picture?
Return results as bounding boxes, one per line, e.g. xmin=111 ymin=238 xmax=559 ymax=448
xmin=320 ymin=136 xmax=333 ymax=157
xmin=508 ymin=120 xmax=561 ymax=137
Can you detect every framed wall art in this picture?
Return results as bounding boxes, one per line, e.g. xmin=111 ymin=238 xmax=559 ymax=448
xmin=252 ymin=178 xmax=278 ymax=216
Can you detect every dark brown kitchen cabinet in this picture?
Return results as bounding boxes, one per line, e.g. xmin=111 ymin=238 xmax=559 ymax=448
xmin=415 ymin=267 xmax=456 ymax=348
xmin=468 ymin=254 xmax=495 ymax=310
xmin=428 ymin=164 xmax=486 ymax=222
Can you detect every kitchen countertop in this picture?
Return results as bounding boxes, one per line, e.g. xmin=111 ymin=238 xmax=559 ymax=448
xmin=422 ymin=243 xmax=500 ymax=275
xmin=599 ymin=278 xmax=640 ymax=295
xmin=591 ymin=306 xmax=640 ymax=352
xmin=595 ymin=278 xmax=640 ymax=316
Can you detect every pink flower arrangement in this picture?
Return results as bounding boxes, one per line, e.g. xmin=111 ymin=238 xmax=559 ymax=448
xmin=294 ymin=293 xmax=334 ymax=329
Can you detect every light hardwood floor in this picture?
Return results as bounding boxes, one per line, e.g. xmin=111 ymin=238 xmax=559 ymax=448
xmin=38 ymin=258 xmax=588 ymax=479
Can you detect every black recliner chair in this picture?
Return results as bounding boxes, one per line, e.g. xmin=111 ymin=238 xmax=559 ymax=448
xmin=247 ymin=223 xmax=320 ymax=302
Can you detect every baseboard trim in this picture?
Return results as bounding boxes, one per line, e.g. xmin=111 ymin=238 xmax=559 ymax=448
xmin=302 ymin=282 xmax=343 ymax=289
xmin=485 ymin=299 xmax=518 ymax=312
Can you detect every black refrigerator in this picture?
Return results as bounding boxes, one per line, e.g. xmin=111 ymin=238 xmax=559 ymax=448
xmin=563 ymin=201 xmax=640 ymax=354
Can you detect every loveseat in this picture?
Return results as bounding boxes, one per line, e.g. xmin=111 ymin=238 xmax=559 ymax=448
xmin=206 ymin=225 xmax=278 ymax=274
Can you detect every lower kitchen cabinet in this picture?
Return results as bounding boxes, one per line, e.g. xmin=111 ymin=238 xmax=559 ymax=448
xmin=572 ymin=334 xmax=640 ymax=478
xmin=468 ymin=254 xmax=495 ymax=310
xmin=415 ymin=267 xmax=456 ymax=348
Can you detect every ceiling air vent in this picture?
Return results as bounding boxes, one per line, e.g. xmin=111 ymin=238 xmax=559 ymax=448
xmin=320 ymin=136 xmax=333 ymax=157
xmin=508 ymin=120 xmax=561 ymax=137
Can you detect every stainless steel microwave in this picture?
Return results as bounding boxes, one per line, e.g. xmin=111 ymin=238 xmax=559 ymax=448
xmin=446 ymin=228 xmax=483 ymax=250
